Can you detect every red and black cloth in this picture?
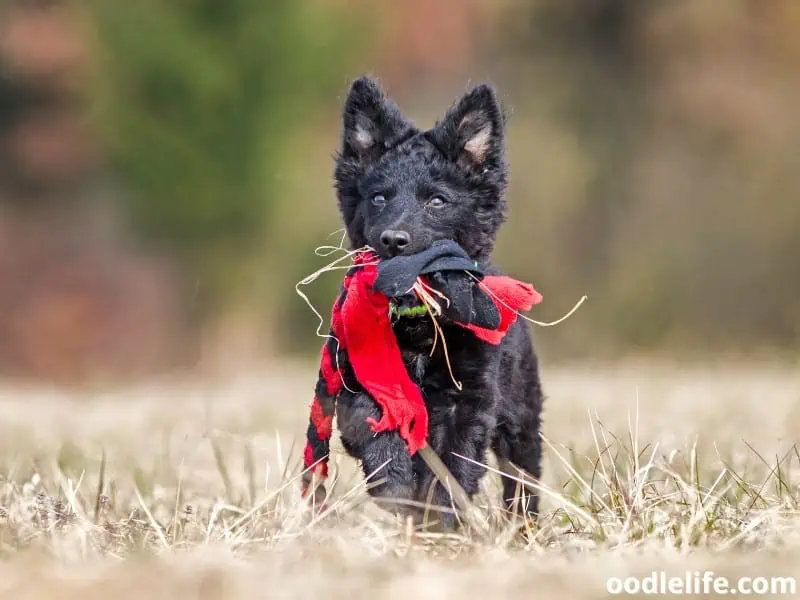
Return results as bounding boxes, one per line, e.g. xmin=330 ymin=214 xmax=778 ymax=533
xmin=301 ymin=241 xmax=543 ymax=501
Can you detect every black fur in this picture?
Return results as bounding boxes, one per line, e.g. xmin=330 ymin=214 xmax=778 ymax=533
xmin=331 ymin=76 xmax=544 ymax=528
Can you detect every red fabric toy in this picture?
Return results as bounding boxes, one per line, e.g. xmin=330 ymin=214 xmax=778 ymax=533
xmin=301 ymin=250 xmax=542 ymax=501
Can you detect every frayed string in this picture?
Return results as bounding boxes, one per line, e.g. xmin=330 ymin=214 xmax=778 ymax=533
xmin=294 ymin=234 xmax=377 ymax=394
xmin=412 ymin=279 xmax=462 ymax=390
xmin=466 ymin=271 xmax=587 ymax=327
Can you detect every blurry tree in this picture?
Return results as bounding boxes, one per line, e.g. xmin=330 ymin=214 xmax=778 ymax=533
xmin=495 ymin=0 xmax=800 ymax=357
xmin=54 ymin=0 xmax=800 ymax=362
xmin=84 ymin=0 xmax=364 ymax=318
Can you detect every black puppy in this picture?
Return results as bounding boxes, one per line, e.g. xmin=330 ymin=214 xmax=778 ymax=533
xmin=322 ymin=76 xmax=544 ymax=527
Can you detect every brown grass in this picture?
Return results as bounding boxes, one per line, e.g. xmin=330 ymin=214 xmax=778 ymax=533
xmin=1 ymin=361 xmax=800 ymax=599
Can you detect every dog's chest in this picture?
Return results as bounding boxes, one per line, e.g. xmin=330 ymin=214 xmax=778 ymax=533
xmin=392 ymin=319 xmax=434 ymax=384
xmin=400 ymin=348 xmax=460 ymax=419
xmin=393 ymin=318 xmax=466 ymax=397
xmin=401 ymin=349 xmax=429 ymax=385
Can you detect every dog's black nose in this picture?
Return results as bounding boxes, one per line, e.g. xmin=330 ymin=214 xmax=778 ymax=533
xmin=380 ymin=230 xmax=411 ymax=256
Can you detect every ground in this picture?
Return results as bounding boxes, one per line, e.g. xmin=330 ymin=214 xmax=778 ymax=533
xmin=1 ymin=361 xmax=799 ymax=599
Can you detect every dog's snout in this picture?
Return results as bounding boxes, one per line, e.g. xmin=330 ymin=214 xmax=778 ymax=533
xmin=379 ymin=230 xmax=411 ymax=256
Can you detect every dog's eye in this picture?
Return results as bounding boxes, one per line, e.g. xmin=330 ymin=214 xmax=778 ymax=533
xmin=371 ymin=194 xmax=386 ymax=207
xmin=428 ymin=196 xmax=446 ymax=208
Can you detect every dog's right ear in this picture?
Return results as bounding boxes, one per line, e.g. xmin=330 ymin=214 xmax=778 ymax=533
xmin=339 ymin=76 xmax=413 ymax=165
xmin=335 ymin=77 xmax=414 ymax=247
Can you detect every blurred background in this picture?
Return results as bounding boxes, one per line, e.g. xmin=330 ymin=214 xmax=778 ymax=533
xmin=1 ymin=0 xmax=798 ymax=385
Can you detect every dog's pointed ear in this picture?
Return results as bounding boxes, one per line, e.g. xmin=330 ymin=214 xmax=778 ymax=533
xmin=334 ymin=77 xmax=414 ymax=248
xmin=340 ymin=76 xmax=413 ymax=164
xmin=429 ymin=84 xmax=506 ymax=172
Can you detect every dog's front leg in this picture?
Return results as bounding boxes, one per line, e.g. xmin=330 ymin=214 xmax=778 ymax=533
xmin=336 ymin=388 xmax=416 ymax=516
xmin=413 ymin=386 xmax=497 ymax=529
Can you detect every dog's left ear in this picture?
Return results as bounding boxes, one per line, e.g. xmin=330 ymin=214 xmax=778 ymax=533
xmin=429 ymin=84 xmax=506 ymax=172
xmin=340 ymin=76 xmax=414 ymax=165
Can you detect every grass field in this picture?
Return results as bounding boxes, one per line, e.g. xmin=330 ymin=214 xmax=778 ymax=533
xmin=1 ymin=361 xmax=800 ymax=599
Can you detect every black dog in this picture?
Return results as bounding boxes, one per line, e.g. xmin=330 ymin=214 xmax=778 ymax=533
xmin=327 ymin=76 xmax=544 ymax=527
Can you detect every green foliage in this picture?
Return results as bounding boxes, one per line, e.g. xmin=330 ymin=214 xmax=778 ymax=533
xmin=85 ymin=0 xmax=362 ymax=312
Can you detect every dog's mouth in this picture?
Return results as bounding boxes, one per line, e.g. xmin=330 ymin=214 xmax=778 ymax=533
xmin=389 ymin=292 xmax=429 ymax=319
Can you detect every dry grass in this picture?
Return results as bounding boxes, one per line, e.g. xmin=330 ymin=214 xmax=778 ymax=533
xmin=1 ymin=361 xmax=800 ymax=599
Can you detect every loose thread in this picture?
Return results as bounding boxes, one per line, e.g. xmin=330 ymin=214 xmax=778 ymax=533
xmin=412 ymin=279 xmax=462 ymax=391
xmin=466 ymin=271 xmax=587 ymax=327
xmin=294 ymin=243 xmax=377 ymax=394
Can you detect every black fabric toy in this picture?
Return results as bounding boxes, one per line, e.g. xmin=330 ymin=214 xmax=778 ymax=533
xmin=373 ymin=239 xmax=500 ymax=329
